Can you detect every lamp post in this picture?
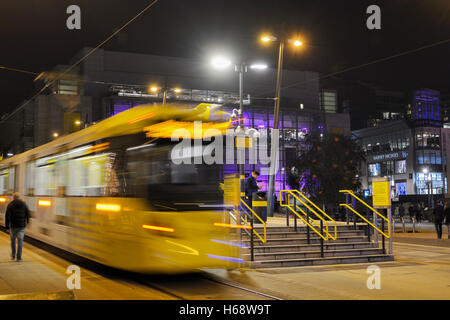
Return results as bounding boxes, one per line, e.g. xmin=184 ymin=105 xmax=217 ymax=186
xmin=211 ymin=57 xmax=267 ymax=196
xmin=260 ymin=33 xmax=304 ymax=218
xmin=423 ymin=168 xmax=432 ymax=209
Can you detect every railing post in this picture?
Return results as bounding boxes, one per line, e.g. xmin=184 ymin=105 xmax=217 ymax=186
xmin=353 ymin=197 xmax=357 ymax=230
xmin=381 ymin=214 xmax=386 ymax=254
xmin=286 ymin=193 xmax=289 ymax=226
xmin=306 ymin=209 xmax=310 ymax=244
xmin=320 ymin=219 xmax=324 ymax=258
xmin=345 ymin=194 xmax=350 ymax=225
xmin=294 ymin=196 xmax=298 ymax=232
xmin=388 ymin=206 xmax=393 ymax=255
xmin=251 ymin=213 xmax=254 ymax=262
xmin=374 ymin=212 xmax=379 ymax=246
xmin=366 ymin=208 xmax=371 ymax=242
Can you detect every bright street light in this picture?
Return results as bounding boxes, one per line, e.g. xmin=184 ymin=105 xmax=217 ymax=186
xmin=149 ymin=86 xmax=158 ymax=93
xmin=211 ymin=57 xmax=232 ymax=69
xmin=74 ymin=120 xmax=81 ymax=125
xmin=261 ymin=35 xmax=278 ymax=42
xmin=250 ymin=63 xmax=268 ymax=70
xmin=52 ymin=132 xmax=59 ymax=138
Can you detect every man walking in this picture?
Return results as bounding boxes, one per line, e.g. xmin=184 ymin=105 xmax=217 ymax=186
xmin=5 ymin=193 xmax=30 ymax=261
xmin=432 ymin=200 xmax=444 ymax=240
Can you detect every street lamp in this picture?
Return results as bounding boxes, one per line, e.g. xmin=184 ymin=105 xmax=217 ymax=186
xmin=211 ymin=56 xmax=268 ymax=208
xmin=148 ymin=85 xmax=183 ymax=105
xmin=260 ymin=33 xmax=304 ymax=218
xmin=422 ymin=167 xmax=433 ymax=209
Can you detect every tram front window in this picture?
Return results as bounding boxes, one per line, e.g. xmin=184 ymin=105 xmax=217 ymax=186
xmin=126 ymin=143 xmax=223 ymax=211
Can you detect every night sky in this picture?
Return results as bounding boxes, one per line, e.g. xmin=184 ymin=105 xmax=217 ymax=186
xmin=1 ymin=0 xmax=449 ymax=126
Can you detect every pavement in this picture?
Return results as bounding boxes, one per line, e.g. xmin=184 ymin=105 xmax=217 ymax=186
xmin=0 ymin=232 xmax=176 ymax=300
xmin=0 ymin=225 xmax=448 ymax=300
xmin=208 ymin=235 xmax=450 ymax=300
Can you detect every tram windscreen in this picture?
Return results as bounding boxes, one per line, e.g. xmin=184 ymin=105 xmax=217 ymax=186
xmin=125 ymin=142 xmax=223 ymax=211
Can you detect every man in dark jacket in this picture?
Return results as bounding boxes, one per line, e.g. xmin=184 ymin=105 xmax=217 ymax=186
xmin=245 ymin=170 xmax=261 ymax=208
xmin=433 ymin=200 xmax=444 ymax=239
xmin=5 ymin=193 xmax=30 ymax=261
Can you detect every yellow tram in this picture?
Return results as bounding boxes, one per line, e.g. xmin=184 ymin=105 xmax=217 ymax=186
xmin=0 ymin=103 xmax=240 ymax=273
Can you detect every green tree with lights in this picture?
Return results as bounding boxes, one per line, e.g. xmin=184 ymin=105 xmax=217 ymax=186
xmin=295 ymin=133 xmax=365 ymax=207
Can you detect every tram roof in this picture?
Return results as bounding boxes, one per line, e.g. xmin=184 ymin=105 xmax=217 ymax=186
xmin=0 ymin=103 xmax=230 ymax=166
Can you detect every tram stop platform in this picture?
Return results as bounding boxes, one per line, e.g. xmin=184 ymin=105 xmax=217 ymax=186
xmin=0 ymin=231 xmax=177 ymax=300
xmin=0 ymin=232 xmax=75 ymax=300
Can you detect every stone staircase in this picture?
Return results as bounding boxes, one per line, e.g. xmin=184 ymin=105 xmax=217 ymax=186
xmin=242 ymin=224 xmax=394 ymax=268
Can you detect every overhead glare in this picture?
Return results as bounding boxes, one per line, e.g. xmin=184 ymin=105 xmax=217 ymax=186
xmin=211 ymin=57 xmax=232 ymax=69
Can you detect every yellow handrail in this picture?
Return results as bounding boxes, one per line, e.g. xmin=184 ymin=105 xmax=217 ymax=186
xmin=280 ymin=190 xmax=333 ymax=241
xmin=339 ymin=190 xmax=391 ymax=239
xmin=289 ymin=190 xmax=337 ymax=240
xmin=239 ymin=199 xmax=266 ymax=244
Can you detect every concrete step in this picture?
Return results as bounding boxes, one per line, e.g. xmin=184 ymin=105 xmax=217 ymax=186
xmin=242 ymin=235 xmax=368 ymax=246
xmin=244 ymin=248 xmax=386 ymax=261
xmin=250 ymin=254 xmax=395 ymax=268
xmin=251 ymin=241 xmax=378 ymax=253
xmin=242 ymin=230 xmax=367 ymax=240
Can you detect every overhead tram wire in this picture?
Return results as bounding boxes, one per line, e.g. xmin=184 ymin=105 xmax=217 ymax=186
xmin=253 ymin=36 xmax=450 ymax=99
xmin=0 ymin=0 xmax=160 ymax=125
xmin=0 ymin=66 xmax=39 ymax=76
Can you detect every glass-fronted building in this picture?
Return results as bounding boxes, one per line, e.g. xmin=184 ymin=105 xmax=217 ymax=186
xmin=354 ymin=89 xmax=448 ymax=201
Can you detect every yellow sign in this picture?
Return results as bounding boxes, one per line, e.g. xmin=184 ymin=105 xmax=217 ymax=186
xmin=372 ymin=178 xmax=391 ymax=207
xmin=223 ymin=174 xmax=240 ymax=207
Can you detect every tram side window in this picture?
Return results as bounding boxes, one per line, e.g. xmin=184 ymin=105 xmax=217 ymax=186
xmin=9 ymin=167 xmax=15 ymax=192
xmin=0 ymin=169 xmax=10 ymax=195
xmin=34 ymin=163 xmax=56 ymax=196
xmin=66 ymin=153 xmax=110 ymax=197
xmin=26 ymin=162 xmax=35 ymax=195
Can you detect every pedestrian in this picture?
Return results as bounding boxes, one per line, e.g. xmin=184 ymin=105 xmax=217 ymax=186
xmin=399 ymin=203 xmax=405 ymax=220
xmin=432 ymin=200 xmax=444 ymax=239
xmin=5 ymin=193 xmax=30 ymax=261
xmin=408 ymin=203 xmax=415 ymax=222
xmin=444 ymin=201 xmax=450 ymax=239
xmin=245 ymin=170 xmax=261 ymax=209
xmin=415 ymin=203 xmax=422 ymax=224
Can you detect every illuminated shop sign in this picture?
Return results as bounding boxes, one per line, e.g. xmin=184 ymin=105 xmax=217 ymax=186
xmin=372 ymin=151 xmax=408 ymax=162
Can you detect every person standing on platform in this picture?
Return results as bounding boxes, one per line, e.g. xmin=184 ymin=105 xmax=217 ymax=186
xmin=433 ymin=200 xmax=444 ymax=239
xmin=444 ymin=201 xmax=450 ymax=239
xmin=245 ymin=170 xmax=261 ymax=209
xmin=5 ymin=193 xmax=30 ymax=261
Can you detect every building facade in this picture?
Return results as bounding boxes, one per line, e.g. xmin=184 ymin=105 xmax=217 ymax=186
xmin=354 ymin=89 xmax=448 ymax=202
xmin=0 ymin=48 xmax=351 ymax=195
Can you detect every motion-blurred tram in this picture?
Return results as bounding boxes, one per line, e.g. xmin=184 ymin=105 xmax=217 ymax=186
xmin=0 ymin=103 xmax=241 ymax=273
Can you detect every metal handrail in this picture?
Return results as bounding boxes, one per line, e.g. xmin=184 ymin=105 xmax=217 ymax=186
xmin=280 ymin=190 xmax=334 ymax=241
xmin=289 ymin=190 xmax=337 ymax=240
xmin=339 ymin=190 xmax=391 ymax=239
xmin=239 ymin=199 xmax=266 ymax=244
xmin=229 ymin=210 xmax=252 ymax=237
